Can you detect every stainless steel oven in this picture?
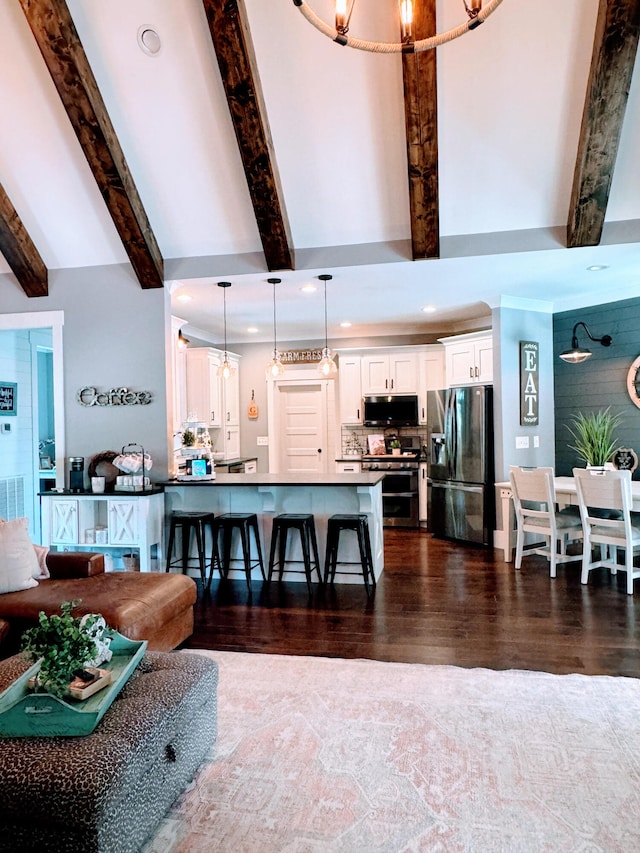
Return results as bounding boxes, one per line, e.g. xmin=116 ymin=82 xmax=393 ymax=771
xmin=361 ymin=447 xmax=420 ymax=528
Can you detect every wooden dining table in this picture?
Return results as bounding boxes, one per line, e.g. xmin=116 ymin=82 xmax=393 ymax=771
xmin=494 ymin=474 xmax=640 ymax=562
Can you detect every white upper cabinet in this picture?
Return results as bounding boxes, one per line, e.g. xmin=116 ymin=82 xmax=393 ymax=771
xmin=361 ymin=351 xmax=418 ymax=395
xmin=440 ymin=332 xmax=493 ymax=386
xmin=186 ymin=348 xmax=241 ymax=435
xmin=186 ymin=348 xmax=222 ymax=427
xmin=221 ymin=354 xmax=240 ymax=427
xmin=338 ymin=354 xmax=362 ymax=425
xmin=417 ymin=346 xmax=445 ymax=424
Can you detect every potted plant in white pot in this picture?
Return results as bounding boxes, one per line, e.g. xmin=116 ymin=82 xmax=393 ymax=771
xmin=20 ymin=601 xmax=110 ymax=699
xmin=566 ymin=407 xmax=623 ymax=470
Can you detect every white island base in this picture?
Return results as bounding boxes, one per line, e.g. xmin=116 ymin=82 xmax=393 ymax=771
xmin=163 ymin=473 xmax=384 ymax=586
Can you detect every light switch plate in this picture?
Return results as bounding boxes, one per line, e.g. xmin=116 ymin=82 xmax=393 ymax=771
xmin=256 ymin=436 xmax=268 ymax=446
xmin=515 ymin=436 xmax=530 ymax=449
xmin=0 ymin=423 xmax=10 ymax=433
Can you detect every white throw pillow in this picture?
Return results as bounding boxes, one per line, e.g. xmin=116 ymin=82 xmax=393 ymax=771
xmin=0 ymin=518 xmax=40 ymax=593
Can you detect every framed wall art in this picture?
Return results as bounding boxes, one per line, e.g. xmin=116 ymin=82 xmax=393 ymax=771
xmin=0 ymin=382 xmax=17 ymax=416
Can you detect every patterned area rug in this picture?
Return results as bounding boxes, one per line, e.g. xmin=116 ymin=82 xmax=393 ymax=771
xmin=145 ymin=651 xmax=640 ymax=853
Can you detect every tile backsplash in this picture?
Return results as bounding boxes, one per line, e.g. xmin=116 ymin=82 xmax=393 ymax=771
xmin=340 ymin=425 xmax=429 ymax=457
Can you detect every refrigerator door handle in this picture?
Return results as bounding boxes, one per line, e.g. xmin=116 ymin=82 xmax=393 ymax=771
xmin=449 ymin=392 xmax=458 ymax=481
xmin=438 ymin=483 xmax=484 ymax=494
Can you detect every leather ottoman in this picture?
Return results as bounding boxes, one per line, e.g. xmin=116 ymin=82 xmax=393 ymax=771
xmin=0 ymin=651 xmax=218 ymax=852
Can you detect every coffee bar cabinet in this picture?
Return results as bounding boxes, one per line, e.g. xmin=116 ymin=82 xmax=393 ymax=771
xmin=40 ymin=491 xmax=164 ymax=572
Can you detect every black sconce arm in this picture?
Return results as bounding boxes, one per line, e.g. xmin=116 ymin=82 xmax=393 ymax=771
xmin=571 ymin=322 xmax=612 ymax=349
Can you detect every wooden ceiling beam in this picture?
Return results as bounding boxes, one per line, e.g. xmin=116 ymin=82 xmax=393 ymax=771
xmin=401 ymin=0 xmax=440 ymax=260
xmin=0 ymin=184 xmax=48 ymax=297
xmin=202 ymin=0 xmax=294 ymax=272
xmin=19 ymin=0 xmax=164 ymax=288
xmin=567 ymin=0 xmax=640 ymax=248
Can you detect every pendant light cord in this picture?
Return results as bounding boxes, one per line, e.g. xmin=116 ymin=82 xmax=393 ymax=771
xmin=273 ymin=282 xmax=277 ymax=356
xmin=324 ymin=279 xmax=328 ymax=351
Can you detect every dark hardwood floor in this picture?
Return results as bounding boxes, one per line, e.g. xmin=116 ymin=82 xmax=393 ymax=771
xmin=185 ymin=527 xmax=640 ymax=678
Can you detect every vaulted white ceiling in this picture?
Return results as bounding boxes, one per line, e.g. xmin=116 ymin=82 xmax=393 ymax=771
xmin=1 ymin=0 xmax=639 ymax=343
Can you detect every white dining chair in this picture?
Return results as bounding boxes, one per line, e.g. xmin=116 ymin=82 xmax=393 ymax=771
xmin=509 ymin=466 xmax=583 ymax=577
xmin=573 ymin=467 xmax=640 ymax=595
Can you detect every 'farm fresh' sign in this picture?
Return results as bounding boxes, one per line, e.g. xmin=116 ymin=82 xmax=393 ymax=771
xmin=520 ymin=341 xmax=539 ymax=426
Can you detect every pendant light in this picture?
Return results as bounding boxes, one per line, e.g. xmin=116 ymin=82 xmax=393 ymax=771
xmin=317 ymin=274 xmax=338 ymax=377
xmin=216 ymin=281 xmax=235 ymax=379
xmin=266 ymin=278 xmax=285 ymax=378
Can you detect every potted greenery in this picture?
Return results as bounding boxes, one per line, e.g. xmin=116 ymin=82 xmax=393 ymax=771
xmin=182 ymin=429 xmax=196 ymax=447
xmin=389 ymin=438 xmax=402 ymax=456
xmin=20 ymin=601 xmax=101 ymax=698
xmin=566 ymin=407 xmax=623 ymax=469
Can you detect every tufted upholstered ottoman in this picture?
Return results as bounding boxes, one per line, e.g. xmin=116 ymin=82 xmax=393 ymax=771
xmin=0 ymin=651 xmax=218 ymax=852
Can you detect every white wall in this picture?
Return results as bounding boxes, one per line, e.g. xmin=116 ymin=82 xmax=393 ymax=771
xmin=0 ymin=265 xmax=172 ymax=486
xmin=493 ymin=306 xmax=555 ymax=482
xmin=0 ymin=329 xmax=36 ymax=535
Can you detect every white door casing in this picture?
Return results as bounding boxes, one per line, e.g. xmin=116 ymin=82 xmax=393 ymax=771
xmin=267 ymin=370 xmax=337 ymax=474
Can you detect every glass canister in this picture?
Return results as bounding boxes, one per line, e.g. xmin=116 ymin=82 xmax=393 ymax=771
xmin=68 ymin=457 xmax=85 ymax=492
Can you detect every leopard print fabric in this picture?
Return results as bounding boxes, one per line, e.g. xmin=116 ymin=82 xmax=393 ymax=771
xmin=0 ymin=651 xmax=218 ymax=852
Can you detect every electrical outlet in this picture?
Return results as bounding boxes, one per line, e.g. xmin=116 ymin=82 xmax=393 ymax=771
xmin=256 ymin=436 xmax=268 ymax=446
xmin=533 ymin=435 xmax=539 ymax=448
xmin=515 ymin=436 xmax=530 ymax=449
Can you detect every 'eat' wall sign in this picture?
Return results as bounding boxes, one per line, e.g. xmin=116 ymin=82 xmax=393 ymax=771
xmin=520 ymin=341 xmax=539 ymax=426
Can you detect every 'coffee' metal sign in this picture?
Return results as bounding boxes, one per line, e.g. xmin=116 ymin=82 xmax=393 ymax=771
xmin=77 ymin=387 xmax=153 ymax=407
xmin=520 ymin=341 xmax=539 ymax=426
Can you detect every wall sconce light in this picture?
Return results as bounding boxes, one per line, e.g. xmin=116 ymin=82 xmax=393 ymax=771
xmin=266 ymin=278 xmax=285 ymax=378
xmin=177 ymin=329 xmax=189 ymax=350
xmin=559 ymin=322 xmax=612 ymax=364
xmin=216 ymin=281 xmax=235 ymax=379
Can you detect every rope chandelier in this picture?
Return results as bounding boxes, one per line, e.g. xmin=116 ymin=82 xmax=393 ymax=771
xmin=293 ymin=0 xmax=505 ymax=53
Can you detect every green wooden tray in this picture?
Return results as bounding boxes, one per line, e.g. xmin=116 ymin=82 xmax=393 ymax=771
xmin=0 ymin=631 xmax=147 ymax=738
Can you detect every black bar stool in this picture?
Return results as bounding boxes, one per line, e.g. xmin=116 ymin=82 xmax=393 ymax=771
xmin=214 ymin=513 xmax=266 ymax=593
xmin=267 ymin=514 xmax=322 ymax=593
xmin=324 ymin=514 xmax=376 ymax=594
xmin=165 ymin=511 xmax=218 ymax=588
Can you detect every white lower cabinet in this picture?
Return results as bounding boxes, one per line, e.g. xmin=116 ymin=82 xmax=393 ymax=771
xmin=41 ymin=492 xmax=164 ymax=573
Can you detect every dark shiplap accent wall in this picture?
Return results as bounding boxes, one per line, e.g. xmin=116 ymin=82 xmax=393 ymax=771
xmin=554 ymin=297 xmax=640 ymax=477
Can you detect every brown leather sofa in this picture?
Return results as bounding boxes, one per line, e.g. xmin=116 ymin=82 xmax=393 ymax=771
xmin=0 ymin=551 xmax=197 ymax=655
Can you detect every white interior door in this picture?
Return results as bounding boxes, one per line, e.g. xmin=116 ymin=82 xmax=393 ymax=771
xmin=275 ymin=382 xmax=328 ymax=474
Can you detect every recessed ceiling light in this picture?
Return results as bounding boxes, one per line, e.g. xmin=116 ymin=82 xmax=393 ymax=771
xmin=340 ymin=321 xmax=352 ymax=328
xmin=137 ymin=26 xmax=162 ymax=57
xmin=247 ymin=326 xmax=259 ymax=334
xmin=587 ymin=265 xmax=608 ymax=271
xmin=300 ymin=284 xmax=317 ymax=294
xmin=422 ymin=305 xmax=437 ymax=313
xmin=176 ymin=293 xmax=192 ymax=303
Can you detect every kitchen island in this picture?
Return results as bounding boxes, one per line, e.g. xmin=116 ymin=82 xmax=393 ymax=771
xmin=163 ymin=473 xmax=384 ymax=585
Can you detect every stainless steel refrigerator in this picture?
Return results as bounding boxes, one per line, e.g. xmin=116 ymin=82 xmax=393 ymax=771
xmin=427 ymin=385 xmax=495 ymax=546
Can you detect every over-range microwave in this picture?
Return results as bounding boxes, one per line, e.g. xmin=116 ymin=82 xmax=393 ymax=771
xmin=363 ymin=395 xmax=419 ymax=427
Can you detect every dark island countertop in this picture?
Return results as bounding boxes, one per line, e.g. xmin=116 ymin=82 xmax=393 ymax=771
xmin=163 ymin=473 xmax=384 ymax=487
